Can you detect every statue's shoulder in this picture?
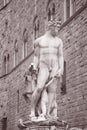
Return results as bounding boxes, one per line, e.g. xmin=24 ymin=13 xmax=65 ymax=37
xmin=34 ymin=36 xmax=44 ymax=47
xmin=56 ymin=37 xmax=62 ymax=42
xmin=56 ymin=37 xmax=63 ymax=46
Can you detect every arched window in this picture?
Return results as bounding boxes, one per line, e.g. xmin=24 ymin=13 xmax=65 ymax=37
xmin=48 ymin=8 xmax=51 ymax=21
xmin=3 ymin=56 xmax=7 ymax=74
xmin=34 ymin=24 xmax=37 ymax=40
xmin=14 ymin=39 xmax=18 ymax=67
xmin=2 ymin=51 xmax=10 ymax=75
xmin=52 ymin=3 xmax=55 ymax=20
xmin=61 ymin=61 xmax=66 ymax=94
xmin=17 ymin=90 xmax=19 ymax=113
xmin=37 ymin=20 xmax=39 ymax=37
xmin=70 ymin=0 xmax=76 ymax=15
xmin=23 ymin=28 xmax=28 ymax=58
xmin=33 ymin=16 xmax=40 ymax=40
xmin=7 ymin=54 xmax=10 ymax=72
xmin=2 ymin=117 xmax=7 ymax=130
xmin=64 ymin=0 xmax=76 ymax=21
xmin=46 ymin=1 xmax=56 ymax=21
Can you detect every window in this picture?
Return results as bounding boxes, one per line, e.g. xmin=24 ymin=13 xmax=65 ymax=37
xmin=3 ymin=56 xmax=7 ymax=74
xmin=33 ymin=18 xmax=39 ymax=40
xmin=52 ymin=3 xmax=55 ymax=20
xmin=47 ymin=3 xmax=56 ymax=21
xmin=64 ymin=0 xmax=76 ymax=21
xmin=7 ymin=54 xmax=10 ymax=72
xmin=2 ymin=52 xmax=10 ymax=75
xmin=34 ymin=24 xmax=37 ymax=39
xmin=14 ymin=39 xmax=18 ymax=67
xmin=48 ymin=8 xmax=51 ymax=21
xmin=61 ymin=61 xmax=66 ymax=94
xmin=2 ymin=117 xmax=7 ymax=130
xmin=23 ymin=28 xmax=28 ymax=58
xmin=17 ymin=90 xmax=19 ymax=113
xmin=66 ymin=0 xmax=70 ymax=19
xmin=70 ymin=0 xmax=76 ymax=15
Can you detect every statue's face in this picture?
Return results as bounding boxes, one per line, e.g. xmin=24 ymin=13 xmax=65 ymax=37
xmin=46 ymin=20 xmax=60 ymax=36
xmin=48 ymin=25 xmax=58 ymax=36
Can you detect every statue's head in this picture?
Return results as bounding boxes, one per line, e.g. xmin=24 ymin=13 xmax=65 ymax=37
xmin=47 ymin=20 xmax=61 ymax=28
xmin=46 ymin=20 xmax=61 ymax=36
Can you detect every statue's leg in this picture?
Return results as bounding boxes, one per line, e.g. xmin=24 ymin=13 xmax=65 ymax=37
xmin=47 ymin=78 xmax=58 ymax=117
xmin=51 ymin=98 xmax=57 ymax=117
xmin=47 ymin=77 xmax=58 ymax=130
xmin=47 ymin=63 xmax=58 ymax=117
xmin=36 ymin=89 xmax=48 ymax=121
xmin=40 ymin=89 xmax=48 ymax=116
xmin=30 ymin=66 xmax=49 ymax=119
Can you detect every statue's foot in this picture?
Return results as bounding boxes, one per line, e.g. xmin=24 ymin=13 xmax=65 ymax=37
xmin=30 ymin=116 xmax=38 ymax=122
xmin=29 ymin=114 xmax=37 ymax=121
xmin=37 ymin=114 xmax=47 ymax=122
xmin=29 ymin=113 xmax=34 ymax=118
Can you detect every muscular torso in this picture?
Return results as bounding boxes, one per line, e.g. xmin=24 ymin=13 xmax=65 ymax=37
xmin=37 ymin=35 xmax=61 ymax=69
xmin=39 ymin=37 xmax=59 ymax=54
xmin=35 ymin=35 xmax=61 ymax=68
xmin=40 ymin=36 xmax=60 ymax=55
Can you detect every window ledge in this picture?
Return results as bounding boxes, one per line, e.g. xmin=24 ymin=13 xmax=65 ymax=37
xmin=60 ymin=2 xmax=87 ymax=30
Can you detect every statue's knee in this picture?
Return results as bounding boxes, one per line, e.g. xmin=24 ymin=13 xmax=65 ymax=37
xmin=52 ymin=101 xmax=57 ymax=109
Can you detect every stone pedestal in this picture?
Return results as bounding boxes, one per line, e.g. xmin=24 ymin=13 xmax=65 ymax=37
xmin=18 ymin=117 xmax=68 ymax=130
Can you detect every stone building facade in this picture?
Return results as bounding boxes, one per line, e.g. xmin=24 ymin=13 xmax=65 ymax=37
xmin=0 ymin=0 xmax=87 ymax=130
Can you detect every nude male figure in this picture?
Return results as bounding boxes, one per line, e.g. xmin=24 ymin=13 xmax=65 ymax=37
xmin=30 ymin=20 xmax=64 ymax=121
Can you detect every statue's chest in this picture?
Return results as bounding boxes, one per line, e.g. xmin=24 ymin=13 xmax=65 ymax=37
xmin=39 ymin=38 xmax=59 ymax=48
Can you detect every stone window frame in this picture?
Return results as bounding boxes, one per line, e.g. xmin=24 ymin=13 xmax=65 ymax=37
xmin=2 ymin=50 xmax=10 ymax=75
xmin=17 ymin=90 xmax=19 ymax=113
xmin=22 ymin=28 xmax=28 ymax=59
xmin=48 ymin=8 xmax=51 ymax=21
xmin=61 ymin=60 xmax=66 ymax=95
xmin=51 ymin=3 xmax=55 ymax=20
xmin=64 ymin=0 xmax=76 ymax=22
xmin=33 ymin=15 xmax=40 ymax=40
xmin=1 ymin=117 xmax=7 ymax=130
xmin=47 ymin=2 xmax=56 ymax=21
xmin=14 ymin=39 xmax=18 ymax=67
